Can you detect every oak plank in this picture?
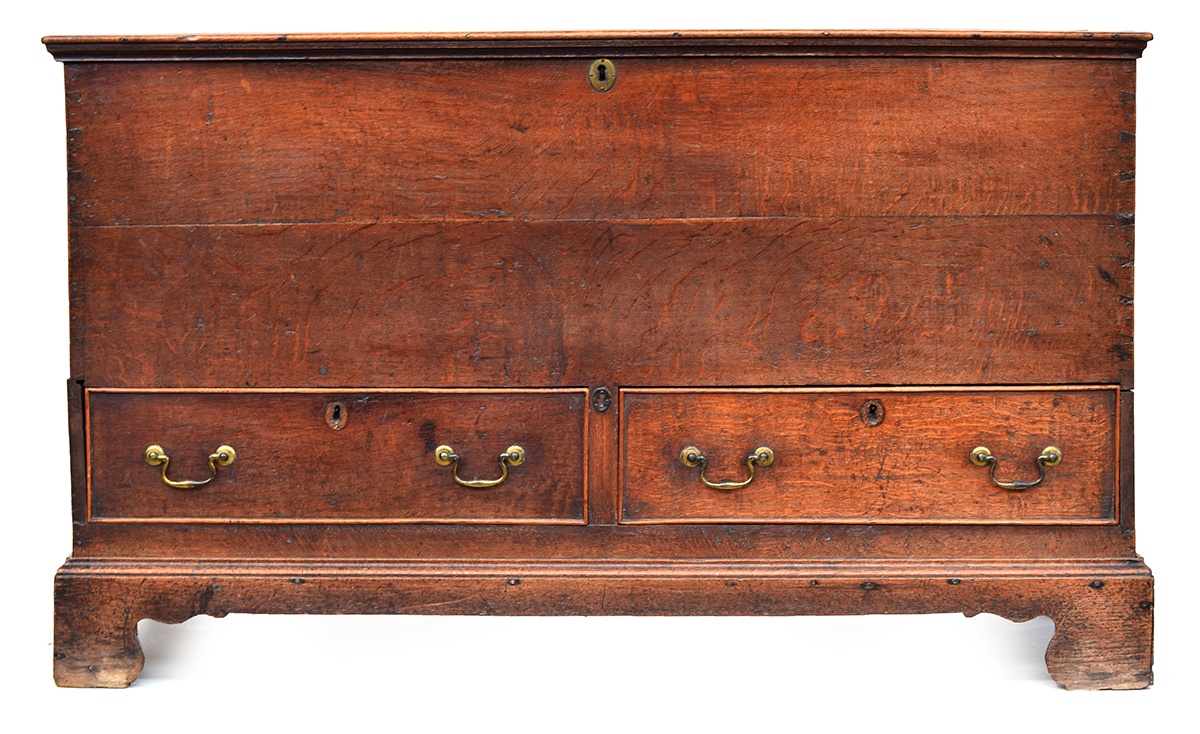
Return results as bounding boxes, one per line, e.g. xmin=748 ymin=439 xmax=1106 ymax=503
xmin=65 ymin=56 xmax=1135 ymax=225
xmin=78 ymin=217 xmax=1134 ymax=388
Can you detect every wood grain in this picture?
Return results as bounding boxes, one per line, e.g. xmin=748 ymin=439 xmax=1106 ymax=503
xmin=1119 ymin=389 xmax=1135 ymax=532
xmin=67 ymin=380 xmax=87 ymax=525
xmin=42 ymin=30 xmax=1152 ymax=63
xmin=87 ymin=390 xmax=587 ymax=523
xmin=64 ymin=519 xmax=1141 ymax=562
xmin=76 ymin=217 xmax=1133 ymax=388
xmin=53 ymin=558 xmax=1153 ymax=690
xmin=622 ymin=388 xmax=1117 ymax=523
xmin=64 ymin=56 xmax=1135 ymax=226
xmin=46 ymin=31 xmax=1153 ymax=688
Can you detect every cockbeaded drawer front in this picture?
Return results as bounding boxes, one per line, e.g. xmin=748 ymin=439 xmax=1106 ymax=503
xmin=621 ymin=387 xmax=1118 ymax=524
xmin=86 ymin=389 xmax=587 ymax=523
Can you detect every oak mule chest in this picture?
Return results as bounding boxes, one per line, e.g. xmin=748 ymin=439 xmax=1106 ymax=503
xmin=44 ymin=30 xmax=1153 ymax=689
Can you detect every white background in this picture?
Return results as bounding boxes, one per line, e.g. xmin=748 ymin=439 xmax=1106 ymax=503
xmin=3 ymin=1 xmax=1196 ymax=730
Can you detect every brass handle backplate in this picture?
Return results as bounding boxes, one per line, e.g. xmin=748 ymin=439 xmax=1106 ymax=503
xmin=680 ymin=445 xmax=774 ymax=490
xmin=970 ymin=445 xmax=1062 ymax=491
xmin=144 ymin=444 xmax=236 ymax=490
xmin=434 ymin=444 xmax=525 ymax=489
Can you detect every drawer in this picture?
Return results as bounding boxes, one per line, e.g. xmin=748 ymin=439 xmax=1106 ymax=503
xmin=87 ymin=389 xmax=587 ymax=523
xmin=620 ymin=388 xmax=1117 ymax=524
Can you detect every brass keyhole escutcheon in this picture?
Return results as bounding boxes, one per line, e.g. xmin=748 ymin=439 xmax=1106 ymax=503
xmin=592 ymin=387 xmax=612 ymax=413
xmin=589 ymin=58 xmax=616 ymax=92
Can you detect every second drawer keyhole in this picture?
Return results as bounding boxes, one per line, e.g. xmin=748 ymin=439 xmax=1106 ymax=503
xmin=325 ymin=401 xmax=348 ymax=430
xmin=860 ymin=399 xmax=885 ymax=427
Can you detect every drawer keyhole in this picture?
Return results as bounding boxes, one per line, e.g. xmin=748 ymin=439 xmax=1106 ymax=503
xmin=592 ymin=387 xmax=612 ymax=413
xmin=860 ymin=399 xmax=885 ymax=427
xmin=325 ymin=401 xmax=348 ymax=431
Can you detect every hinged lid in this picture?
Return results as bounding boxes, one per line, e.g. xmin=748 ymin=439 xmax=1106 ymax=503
xmin=43 ymin=29 xmax=1152 ymax=62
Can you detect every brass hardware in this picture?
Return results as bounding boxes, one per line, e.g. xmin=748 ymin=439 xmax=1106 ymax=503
xmin=680 ymin=445 xmax=774 ymax=490
xmin=592 ymin=387 xmax=612 ymax=413
xmin=588 ymin=58 xmax=616 ymax=92
xmin=434 ymin=444 xmax=525 ymax=489
xmin=970 ymin=445 xmax=1062 ymax=491
xmin=143 ymin=444 xmax=236 ymax=490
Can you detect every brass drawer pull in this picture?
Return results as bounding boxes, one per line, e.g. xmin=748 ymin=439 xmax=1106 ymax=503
xmin=970 ymin=445 xmax=1062 ymax=491
xmin=143 ymin=444 xmax=236 ymax=490
xmin=680 ymin=446 xmax=774 ymax=490
xmin=434 ymin=444 xmax=525 ymax=489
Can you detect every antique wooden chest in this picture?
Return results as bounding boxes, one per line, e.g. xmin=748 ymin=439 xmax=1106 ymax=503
xmin=44 ymin=30 xmax=1153 ymax=689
